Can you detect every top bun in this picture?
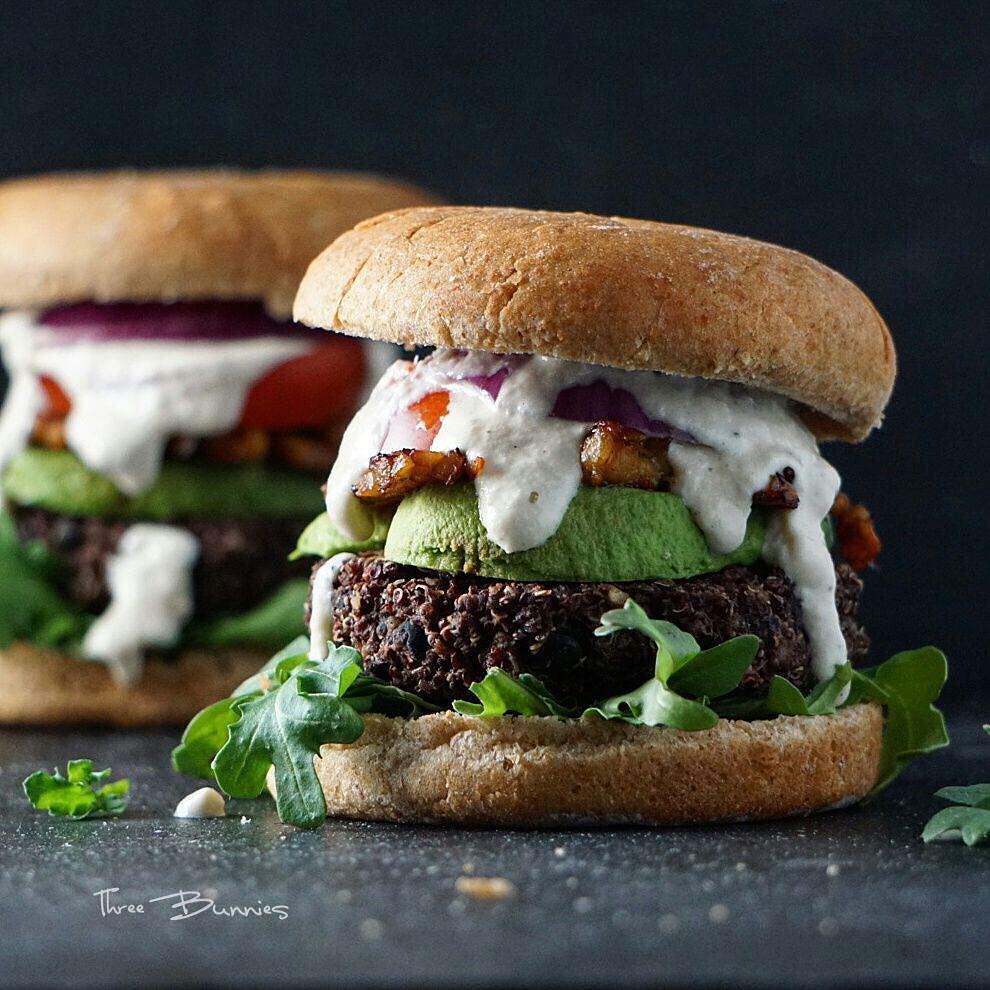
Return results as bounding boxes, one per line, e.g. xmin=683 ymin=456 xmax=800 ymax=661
xmin=294 ymin=206 xmax=895 ymax=440
xmin=0 ymin=170 xmax=440 ymax=318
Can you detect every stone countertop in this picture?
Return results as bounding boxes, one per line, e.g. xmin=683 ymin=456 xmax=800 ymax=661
xmin=0 ymin=712 xmax=986 ymax=989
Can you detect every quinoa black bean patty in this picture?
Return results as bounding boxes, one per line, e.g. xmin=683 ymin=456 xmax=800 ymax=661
xmin=323 ymin=553 xmax=869 ymax=708
xmin=13 ymin=506 xmax=310 ymax=619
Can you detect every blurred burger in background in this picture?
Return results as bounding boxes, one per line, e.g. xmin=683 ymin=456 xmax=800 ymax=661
xmin=0 ymin=169 xmax=438 ymax=725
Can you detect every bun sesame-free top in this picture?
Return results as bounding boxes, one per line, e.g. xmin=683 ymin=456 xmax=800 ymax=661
xmin=295 ymin=206 xmax=895 ymax=441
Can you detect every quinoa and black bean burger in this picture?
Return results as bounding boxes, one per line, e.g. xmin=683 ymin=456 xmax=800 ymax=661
xmin=174 ymin=206 xmax=948 ymax=829
xmin=0 ymin=170 xmax=437 ymax=726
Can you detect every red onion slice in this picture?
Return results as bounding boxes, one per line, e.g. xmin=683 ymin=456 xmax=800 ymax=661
xmin=39 ymin=302 xmax=323 ymax=343
xmin=552 ymin=382 xmax=697 ymax=444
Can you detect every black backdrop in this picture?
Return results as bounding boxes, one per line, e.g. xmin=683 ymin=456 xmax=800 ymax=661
xmin=0 ymin=2 xmax=986 ymax=701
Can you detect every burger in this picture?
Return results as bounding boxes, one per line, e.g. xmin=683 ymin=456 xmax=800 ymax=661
xmin=174 ymin=206 xmax=947 ymax=828
xmin=0 ymin=170 xmax=437 ymax=726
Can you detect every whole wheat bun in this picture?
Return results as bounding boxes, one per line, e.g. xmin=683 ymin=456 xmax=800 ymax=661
xmin=0 ymin=641 xmax=267 ymax=727
xmin=269 ymin=705 xmax=883 ymax=826
xmin=0 ymin=170 xmax=440 ymax=318
xmin=294 ymin=206 xmax=895 ymax=440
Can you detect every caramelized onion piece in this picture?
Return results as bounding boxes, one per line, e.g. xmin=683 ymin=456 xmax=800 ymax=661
xmin=831 ymin=493 xmax=881 ymax=570
xmin=580 ymin=420 xmax=674 ymax=490
xmin=752 ymin=468 xmax=800 ymax=509
xmin=352 ymin=448 xmax=476 ymax=507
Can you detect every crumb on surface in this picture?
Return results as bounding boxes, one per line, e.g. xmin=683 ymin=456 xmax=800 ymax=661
xmin=454 ymin=876 xmax=516 ymax=900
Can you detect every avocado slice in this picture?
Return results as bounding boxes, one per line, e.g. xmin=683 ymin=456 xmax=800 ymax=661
xmin=382 ymin=483 xmax=767 ymax=582
xmin=3 ymin=448 xmax=323 ymax=521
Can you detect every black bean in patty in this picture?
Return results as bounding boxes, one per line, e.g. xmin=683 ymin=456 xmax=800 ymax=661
xmin=324 ymin=553 xmax=869 ymax=708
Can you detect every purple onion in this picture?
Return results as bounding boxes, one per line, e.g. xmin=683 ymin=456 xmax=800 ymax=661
xmin=464 ymin=365 xmax=513 ymax=400
xmin=39 ymin=302 xmax=324 ymax=343
xmin=551 ymin=381 xmax=697 ymax=443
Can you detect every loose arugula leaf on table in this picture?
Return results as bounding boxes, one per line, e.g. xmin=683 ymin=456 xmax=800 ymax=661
xmin=922 ymin=726 xmax=989 ymax=847
xmin=23 ymin=760 xmax=130 ymax=819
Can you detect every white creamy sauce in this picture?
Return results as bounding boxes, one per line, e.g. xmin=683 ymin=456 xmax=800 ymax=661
xmin=308 ymin=552 xmax=356 ymax=661
xmin=174 ymin=786 xmax=227 ymax=818
xmin=82 ymin=524 xmax=199 ymax=684
xmin=0 ymin=311 xmax=313 ymax=493
xmin=325 ymin=350 xmax=847 ymax=682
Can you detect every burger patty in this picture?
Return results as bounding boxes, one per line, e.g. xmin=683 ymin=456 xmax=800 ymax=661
xmin=13 ymin=506 xmax=309 ymax=619
xmin=325 ymin=553 xmax=869 ymax=708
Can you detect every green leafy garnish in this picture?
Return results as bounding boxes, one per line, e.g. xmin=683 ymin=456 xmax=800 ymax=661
xmin=0 ymin=511 xmax=92 ymax=649
xmin=456 ymin=600 xmax=759 ymax=730
xmin=922 ymin=726 xmax=990 ymax=847
xmin=846 ymin=647 xmax=949 ymax=795
xmin=213 ymin=644 xmax=367 ymax=828
xmin=173 ymin=638 xmax=438 ymax=827
xmin=453 ymin=670 xmax=572 ymax=717
xmin=23 ymin=760 xmax=130 ymax=819
xmin=175 ymin=601 xmax=949 ymax=828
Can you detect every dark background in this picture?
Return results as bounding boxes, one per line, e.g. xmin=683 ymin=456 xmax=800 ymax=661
xmin=0 ymin=1 xmax=986 ymax=701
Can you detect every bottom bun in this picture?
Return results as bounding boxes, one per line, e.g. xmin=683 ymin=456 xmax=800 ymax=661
xmin=284 ymin=705 xmax=883 ymax=827
xmin=0 ymin=641 xmax=267 ymax=727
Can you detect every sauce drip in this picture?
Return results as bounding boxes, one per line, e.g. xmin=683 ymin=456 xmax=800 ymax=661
xmin=0 ymin=311 xmax=314 ymax=493
xmin=325 ymin=350 xmax=846 ymax=682
xmin=82 ymin=524 xmax=199 ymax=684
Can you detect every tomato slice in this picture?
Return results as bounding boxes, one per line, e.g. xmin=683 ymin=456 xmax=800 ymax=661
xmin=409 ymin=391 xmax=450 ymax=435
xmin=238 ymin=338 xmax=366 ymax=431
xmin=34 ymin=339 xmax=365 ymax=434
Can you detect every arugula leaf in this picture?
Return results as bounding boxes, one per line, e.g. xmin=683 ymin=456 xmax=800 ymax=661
xmin=0 ymin=512 xmax=92 ymax=648
xmin=590 ymin=599 xmax=752 ymax=729
xmin=585 ymin=678 xmax=719 ymax=730
xmin=847 ymin=647 xmax=949 ymax=795
xmin=212 ymin=644 xmax=366 ymax=828
xmin=185 ymin=580 xmax=310 ymax=650
xmin=23 ymin=760 xmax=130 ymax=818
xmin=177 ymin=639 xmax=439 ymax=827
xmin=171 ymin=697 xmax=247 ymax=781
xmin=921 ymin=806 xmax=990 ymax=847
xmin=921 ymin=725 xmax=990 ymax=847
xmin=667 ymin=636 xmax=760 ymax=699
xmin=596 ymin=599 xmax=700 ymax=672
xmin=933 ymin=783 xmax=990 ymax=809
xmin=454 ymin=669 xmax=571 ymax=717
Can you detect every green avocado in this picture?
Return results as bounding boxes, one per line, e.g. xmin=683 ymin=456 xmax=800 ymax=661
xmin=382 ymin=484 xmax=767 ymax=582
xmin=290 ymin=510 xmax=392 ymax=561
xmin=2 ymin=448 xmax=323 ymax=521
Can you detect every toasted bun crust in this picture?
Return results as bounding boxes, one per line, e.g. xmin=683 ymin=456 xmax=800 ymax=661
xmin=295 ymin=207 xmax=895 ymax=440
xmin=0 ymin=170 xmax=440 ymax=318
xmin=275 ymin=705 xmax=883 ymax=826
xmin=0 ymin=641 xmax=267 ymax=727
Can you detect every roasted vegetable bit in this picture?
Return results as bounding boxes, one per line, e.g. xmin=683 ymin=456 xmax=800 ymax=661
xmin=580 ymin=421 xmax=674 ymax=490
xmin=352 ymin=448 xmax=477 ymax=507
xmin=831 ymin=493 xmax=881 ymax=570
xmin=201 ymin=428 xmax=271 ymax=464
xmin=409 ymin=390 xmax=450 ymax=433
xmin=31 ymin=416 xmax=67 ymax=451
xmin=752 ymin=468 xmax=800 ymax=509
xmin=272 ymin=431 xmax=341 ymax=474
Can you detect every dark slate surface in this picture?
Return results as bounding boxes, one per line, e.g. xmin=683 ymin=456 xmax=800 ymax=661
xmin=0 ymin=713 xmax=987 ymax=990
